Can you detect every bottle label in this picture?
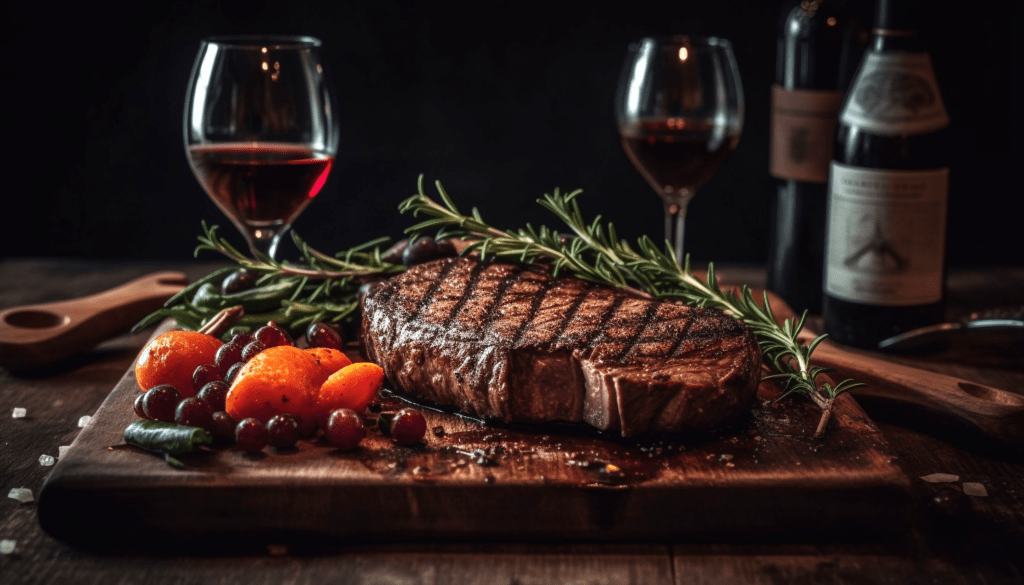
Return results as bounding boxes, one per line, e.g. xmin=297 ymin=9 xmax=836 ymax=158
xmin=825 ymin=163 xmax=948 ymax=306
xmin=770 ymin=86 xmax=844 ymax=183
xmin=840 ymin=51 xmax=949 ymax=136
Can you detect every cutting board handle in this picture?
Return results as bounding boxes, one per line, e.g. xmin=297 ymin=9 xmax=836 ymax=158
xmin=758 ymin=290 xmax=1024 ymax=448
xmin=804 ymin=338 xmax=1024 ymax=447
xmin=0 ymin=271 xmax=187 ymax=371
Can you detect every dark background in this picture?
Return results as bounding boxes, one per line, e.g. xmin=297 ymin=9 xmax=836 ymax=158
xmin=4 ymin=0 xmax=1021 ymax=267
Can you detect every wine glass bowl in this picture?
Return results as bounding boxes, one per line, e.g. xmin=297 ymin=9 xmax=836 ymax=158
xmin=184 ymin=35 xmax=338 ymax=259
xmin=615 ymin=36 xmax=743 ymax=262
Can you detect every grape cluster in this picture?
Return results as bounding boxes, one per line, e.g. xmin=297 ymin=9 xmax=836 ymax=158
xmin=132 ymin=319 xmax=426 ymax=454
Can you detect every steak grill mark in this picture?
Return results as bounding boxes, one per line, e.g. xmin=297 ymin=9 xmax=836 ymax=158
xmin=543 ymin=288 xmax=591 ymax=350
xmin=613 ymin=300 xmax=662 ymax=362
xmin=442 ymin=259 xmax=488 ymax=328
xmin=574 ymin=295 xmax=627 ymax=351
xmin=399 ymin=260 xmax=742 ymax=360
xmin=477 ymin=264 xmax=525 ymax=342
xmin=361 ymin=257 xmax=762 ymax=436
xmin=509 ymin=276 xmax=555 ymax=347
xmin=408 ymin=258 xmax=461 ymax=321
xmin=666 ymin=313 xmax=695 ymax=359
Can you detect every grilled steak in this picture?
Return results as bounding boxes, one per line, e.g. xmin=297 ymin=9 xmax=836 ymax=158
xmin=361 ymin=257 xmax=762 ymax=436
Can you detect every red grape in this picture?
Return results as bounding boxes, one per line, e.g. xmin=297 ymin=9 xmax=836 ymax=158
xmin=142 ymin=385 xmax=182 ymax=422
xmin=214 ymin=342 xmax=245 ymax=376
xmin=175 ymin=397 xmax=214 ymax=430
xmin=227 ymin=329 xmax=254 ymax=347
xmin=402 ymin=236 xmax=439 ymax=267
xmin=235 ymin=418 xmax=269 ymax=452
xmin=324 ymin=409 xmax=365 ymax=450
xmin=254 ymin=321 xmax=292 ymax=349
xmin=305 ymin=321 xmax=344 ymax=350
xmin=192 ymin=363 xmax=221 ymax=390
xmin=241 ymin=340 xmax=267 ymax=362
xmin=390 ymin=408 xmax=427 ymax=445
xmin=197 ymin=380 xmax=230 ymax=412
xmin=221 ymin=269 xmax=257 ymax=295
xmin=210 ymin=411 xmax=236 ymax=442
xmin=267 ymin=413 xmax=300 ymax=449
xmin=224 ymin=362 xmax=245 ymax=385
xmin=133 ymin=393 xmax=147 ymax=419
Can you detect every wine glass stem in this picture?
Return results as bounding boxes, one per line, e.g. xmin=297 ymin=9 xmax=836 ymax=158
xmin=248 ymin=227 xmax=287 ymax=260
xmin=663 ymin=192 xmax=692 ymax=264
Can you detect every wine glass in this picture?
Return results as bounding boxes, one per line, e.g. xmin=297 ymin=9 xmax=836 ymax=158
xmin=184 ymin=35 xmax=339 ymax=259
xmin=615 ymin=36 xmax=743 ymax=263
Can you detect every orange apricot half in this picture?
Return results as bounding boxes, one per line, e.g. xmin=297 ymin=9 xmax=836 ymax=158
xmin=135 ymin=330 xmax=223 ymax=397
xmin=304 ymin=347 xmax=353 ymax=385
xmin=226 ymin=345 xmax=321 ymax=425
xmin=316 ymin=362 xmax=384 ymax=423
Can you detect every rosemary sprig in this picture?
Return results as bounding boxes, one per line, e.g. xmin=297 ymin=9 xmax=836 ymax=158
xmin=194 ymin=221 xmax=397 ymax=280
xmin=400 ymin=176 xmax=863 ymax=436
xmin=133 ymin=223 xmax=403 ymax=335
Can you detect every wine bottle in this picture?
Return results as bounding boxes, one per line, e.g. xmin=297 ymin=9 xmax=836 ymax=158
xmin=822 ymin=0 xmax=950 ymax=348
xmin=767 ymin=0 xmax=865 ymax=314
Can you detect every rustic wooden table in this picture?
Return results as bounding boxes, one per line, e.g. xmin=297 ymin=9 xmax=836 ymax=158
xmin=2 ymin=258 xmax=1022 ymax=584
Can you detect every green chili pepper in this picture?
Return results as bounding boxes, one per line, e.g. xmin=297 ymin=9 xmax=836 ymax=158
xmin=191 ymin=282 xmax=226 ymax=309
xmin=132 ymin=308 xmax=177 ymax=333
xmin=220 ymin=279 xmax=300 ymax=313
xmin=123 ymin=420 xmax=213 ymax=468
xmin=161 ymin=267 xmax=235 ymax=310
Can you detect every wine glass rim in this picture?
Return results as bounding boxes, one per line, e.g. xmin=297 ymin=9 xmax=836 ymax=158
xmin=201 ymin=35 xmax=323 ymax=49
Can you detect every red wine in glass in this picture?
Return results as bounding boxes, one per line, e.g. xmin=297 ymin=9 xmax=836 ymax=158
xmin=186 ymin=144 xmax=334 ymax=228
xmin=619 ymin=119 xmax=740 ymax=196
xmin=184 ymin=36 xmax=339 ymax=259
xmin=615 ymin=37 xmax=743 ymax=263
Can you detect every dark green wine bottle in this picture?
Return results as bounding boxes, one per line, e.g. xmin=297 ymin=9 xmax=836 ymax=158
xmin=767 ymin=0 xmax=866 ymax=314
xmin=822 ymin=0 xmax=950 ymax=348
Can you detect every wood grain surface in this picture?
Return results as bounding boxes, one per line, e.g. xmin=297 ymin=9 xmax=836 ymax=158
xmin=3 ymin=259 xmax=1023 ymax=585
xmin=36 ymin=315 xmax=910 ymax=546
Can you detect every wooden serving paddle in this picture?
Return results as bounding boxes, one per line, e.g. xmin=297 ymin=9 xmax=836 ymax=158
xmin=0 ymin=271 xmax=187 ymax=372
xmin=762 ymin=290 xmax=1024 ymax=449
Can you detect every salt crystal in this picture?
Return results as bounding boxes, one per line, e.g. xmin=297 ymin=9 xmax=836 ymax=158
xmin=78 ymin=415 xmax=92 ymax=428
xmin=59 ymin=446 xmax=71 ymax=459
xmin=39 ymin=454 xmax=55 ymax=466
xmin=0 ymin=539 xmax=15 ymax=554
xmin=11 ymin=408 xmax=26 ymax=418
xmin=7 ymin=488 xmax=33 ymax=503
xmin=963 ymin=482 xmax=989 ymax=497
xmin=920 ymin=473 xmax=959 ymax=483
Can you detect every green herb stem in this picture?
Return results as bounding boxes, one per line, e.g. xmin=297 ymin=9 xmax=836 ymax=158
xmin=132 ymin=224 xmax=403 ymax=336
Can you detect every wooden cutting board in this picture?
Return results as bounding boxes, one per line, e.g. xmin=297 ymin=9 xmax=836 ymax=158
xmin=38 ymin=320 xmax=911 ymax=548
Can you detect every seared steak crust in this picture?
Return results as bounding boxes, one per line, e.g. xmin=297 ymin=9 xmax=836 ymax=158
xmin=361 ymin=257 xmax=762 ymax=436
